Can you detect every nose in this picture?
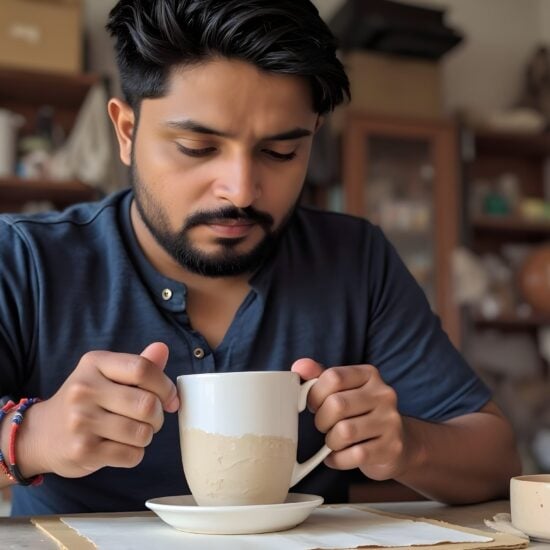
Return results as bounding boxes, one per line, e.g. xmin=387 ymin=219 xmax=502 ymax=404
xmin=213 ymin=154 xmax=261 ymax=208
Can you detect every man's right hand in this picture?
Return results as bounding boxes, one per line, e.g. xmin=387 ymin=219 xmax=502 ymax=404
xmin=10 ymin=342 xmax=179 ymax=480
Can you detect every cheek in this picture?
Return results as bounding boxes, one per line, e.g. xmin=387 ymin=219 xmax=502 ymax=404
xmin=260 ymin=160 xmax=308 ymax=211
xmin=133 ymin=141 xmax=177 ymax=203
xmin=135 ymin=139 xmax=208 ymax=201
xmin=135 ymin=135 xmax=172 ymax=173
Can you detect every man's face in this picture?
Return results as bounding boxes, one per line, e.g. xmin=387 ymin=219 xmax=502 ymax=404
xmin=111 ymin=58 xmax=320 ymax=277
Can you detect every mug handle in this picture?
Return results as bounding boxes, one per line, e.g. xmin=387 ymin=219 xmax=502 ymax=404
xmin=290 ymin=377 xmax=332 ymax=487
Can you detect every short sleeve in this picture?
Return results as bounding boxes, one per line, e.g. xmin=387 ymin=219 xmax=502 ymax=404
xmin=364 ymin=226 xmax=491 ymax=421
xmin=0 ymin=219 xmax=38 ymax=395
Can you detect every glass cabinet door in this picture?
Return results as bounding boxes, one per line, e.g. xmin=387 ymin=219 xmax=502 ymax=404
xmin=364 ymin=136 xmax=436 ymax=307
xmin=343 ymin=114 xmax=460 ymax=347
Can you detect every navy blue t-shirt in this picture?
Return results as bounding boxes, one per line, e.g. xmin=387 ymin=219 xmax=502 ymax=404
xmin=0 ymin=190 xmax=490 ymax=515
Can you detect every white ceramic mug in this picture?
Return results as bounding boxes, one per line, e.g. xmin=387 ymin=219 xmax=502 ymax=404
xmin=510 ymin=474 xmax=550 ymax=542
xmin=177 ymin=371 xmax=331 ymax=506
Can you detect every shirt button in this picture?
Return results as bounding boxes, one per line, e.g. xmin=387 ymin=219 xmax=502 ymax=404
xmin=193 ymin=347 xmax=205 ymax=359
xmin=161 ymin=288 xmax=173 ymax=301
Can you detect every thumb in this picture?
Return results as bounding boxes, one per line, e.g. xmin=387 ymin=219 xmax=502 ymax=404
xmin=140 ymin=342 xmax=179 ymax=412
xmin=291 ymin=357 xmax=325 ymax=381
xmin=140 ymin=342 xmax=170 ymax=370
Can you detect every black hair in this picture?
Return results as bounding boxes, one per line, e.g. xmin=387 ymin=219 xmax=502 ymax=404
xmin=106 ymin=0 xmax=350 ymax=114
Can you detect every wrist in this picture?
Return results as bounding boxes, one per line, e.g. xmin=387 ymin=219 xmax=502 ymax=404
xmin=0 ymin=401 xmax=16 ymax=485
xmin=395 ymin=417 xmax=429 ymax=482
xmin=13 ymin=402 xmax=49 ymax=480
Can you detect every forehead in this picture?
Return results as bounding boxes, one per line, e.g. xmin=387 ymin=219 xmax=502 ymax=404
xmin=139 ymin=58 xmax=317 ymax=135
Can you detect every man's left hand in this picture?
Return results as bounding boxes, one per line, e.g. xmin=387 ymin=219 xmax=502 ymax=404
xmin=291 ymin=358 xmax=418 ymax=481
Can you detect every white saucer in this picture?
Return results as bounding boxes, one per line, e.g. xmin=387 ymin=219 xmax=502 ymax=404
xmin=145 ymin=493 xmax=323 ymax=534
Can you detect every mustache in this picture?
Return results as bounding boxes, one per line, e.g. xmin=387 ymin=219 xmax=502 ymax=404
xmin=184 ymin=206 xmax=274 ymax=231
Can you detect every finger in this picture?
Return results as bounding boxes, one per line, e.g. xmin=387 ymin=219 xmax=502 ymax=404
xmin=140 ymin=342 xmax=169 ymax=369
xmin=95 ymin=384 xmax=165 ymax=433
xmin=314 ymin=387 xmax=374 ymax=433
xmin=307 ymin=365 xmax=376 ymax=412
xmin=291 ymin=358 xmax=325 ymax=380
xmin=86 ymin=350 xmax=177 ymax=413
xmin=140 ymin=342 xmax=179 ymax=412
xmin=324 ymin=441 xmax=374 ymax=471
xmin=94 ymin=410 xmax=155 ymax=448
xmin=325 ymin=438 xmax=404 ymax=481
xmin=97 ymin=440 xmax=146 ymax=469
xmin=324 ymin=414 xmax=381 ymax=451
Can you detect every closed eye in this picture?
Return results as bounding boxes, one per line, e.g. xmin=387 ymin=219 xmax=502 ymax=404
xmin=262 ymin=149 xmax=297 ymax=161
xmin=176 ymin=143 xmax=216 ymax=157
xmin=176 ymin=143 xmax=296 ymax=161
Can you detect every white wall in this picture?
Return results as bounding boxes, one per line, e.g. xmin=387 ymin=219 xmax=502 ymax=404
xmin=538 ymin=0 xmax=550 ymax=42
xmin=412 ymin=0 xmax=540 ymax=115
xmin=84 ymin=0 xmax=119 ymax=94
xmin=313 ymin=0 xmax=346 ymax=20
xmin=313 ymin=0 xmax=544 ymax=116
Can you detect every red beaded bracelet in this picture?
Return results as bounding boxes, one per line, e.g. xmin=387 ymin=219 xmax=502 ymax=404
xmin=0 ymin=399 xmax=17 ymax=482
xmin=2 ymin=398 xmax=43 ymax=486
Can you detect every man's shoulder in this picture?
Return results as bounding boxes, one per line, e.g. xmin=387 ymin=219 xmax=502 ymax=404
xmin=0 ymin=189 xmax=131 ymax=245
xmin=293 ymin=206 xmax=378 ymax=245
xmin=296 ymin=206 xmax=372 ymax=229
xmin=279 ymin=207 xmax=385 ymax=277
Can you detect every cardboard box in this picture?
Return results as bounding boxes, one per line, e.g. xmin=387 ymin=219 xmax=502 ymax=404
xmin=0 ymin=0 xmax=83 ymax=74
xmin=343 ymin=51 xmax=443 ymax=119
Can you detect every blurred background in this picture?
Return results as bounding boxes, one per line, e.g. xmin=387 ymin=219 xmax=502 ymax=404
xmin=1 ymin=0 xmax=550 ymax=512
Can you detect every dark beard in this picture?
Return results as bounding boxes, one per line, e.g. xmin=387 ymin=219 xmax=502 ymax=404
xmin=130 ymin=162 xmax=295 ymax=278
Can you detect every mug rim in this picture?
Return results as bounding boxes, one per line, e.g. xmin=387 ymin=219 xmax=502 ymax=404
xmin=511 ymin=474 xmax=550 ymax=483
xmin=176 ymin=371 xmax=300 ymax=380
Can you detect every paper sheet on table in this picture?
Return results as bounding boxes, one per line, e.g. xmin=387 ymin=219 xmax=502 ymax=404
xmin=59 ymin=506 xmax=496 ymax=550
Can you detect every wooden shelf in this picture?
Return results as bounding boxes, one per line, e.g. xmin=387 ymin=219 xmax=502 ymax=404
xmin=0 ymin=66 xmax=101 ymax=109
xmin=473 ymin=312 xmax=550 ymax=328
xmin=0 ymin=177 xmax=98 ymax=205
xmin=474 ymin=131 xmax=550 ymax=157
xmin=0 ymin=66 xmax=103 ymax=138
xmin=383 ymin=228 xmax=432 ymax=240
xmin=0 ymin=68 xmax=104 ymax=213
xmin=472 ymin=215 xmax=550 ymax=234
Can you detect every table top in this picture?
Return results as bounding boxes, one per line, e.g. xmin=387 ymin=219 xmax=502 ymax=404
xmin=0 ymin=499 xmax=546 ymax=549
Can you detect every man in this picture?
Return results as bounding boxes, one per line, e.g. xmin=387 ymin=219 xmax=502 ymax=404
xmin=0 ymin=0 xmax=520 ymax=515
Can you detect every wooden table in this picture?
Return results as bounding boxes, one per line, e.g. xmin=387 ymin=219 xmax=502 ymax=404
xmin=0 ymin=500 xmax=546 ymax=548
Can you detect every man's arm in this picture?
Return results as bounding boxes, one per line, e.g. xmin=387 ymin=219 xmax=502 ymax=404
xmin=0 ymin=343 xmax=179 ymax=489
xmin=292 ymin=359 xmax=521 ymax=505
xmin=394 ymin=401 xmax=520 ymax=503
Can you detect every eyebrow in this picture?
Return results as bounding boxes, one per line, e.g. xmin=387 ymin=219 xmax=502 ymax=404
xmin=164 ymin=119 xmax=312 ymax=141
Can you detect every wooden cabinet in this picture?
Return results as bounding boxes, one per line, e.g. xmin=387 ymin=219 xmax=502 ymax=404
xmin=0 ymin=67 xmax=100 ymax=212
xmin=342 ymin=112 xmax=461 ymax=347
xmin=462 ymin=129 xmax=550 ymax=367
xmin=461 ymin=129 xmax=550 ymax=472
xmin=464 ymin=130 xmax=550 ymax=324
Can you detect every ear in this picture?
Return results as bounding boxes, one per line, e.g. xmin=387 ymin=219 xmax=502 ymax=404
xmin=108 ymin=98 xmax=135 ymax=166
